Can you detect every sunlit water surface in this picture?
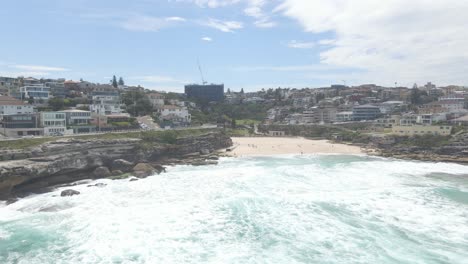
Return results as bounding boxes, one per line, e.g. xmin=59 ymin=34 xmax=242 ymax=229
xmin=1 ymin=155 xmax=468 ymax=263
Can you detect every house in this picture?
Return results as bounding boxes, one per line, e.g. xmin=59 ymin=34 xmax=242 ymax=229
xmin=1 ymin=113 xmax=43 ymax=137
xmin=147 ymin=92 xmax=165 ymax=108
xmin=336 ymin=111 xmax=353 ymax=122
xmin=0 ymin=96 xmax=34 ymax=116
xmin=392 ymin=124 xmax=452 ymax=136
xmin=352 ymin=105 xmax=381 ymax=121
xmin=20 ymin=83 xmax=51 ymax=102
xmin=62 ymin=109 xmax=95 ymax=134
xmin=156 ymin=105 xmax=191 ymax=126
xmin=40 ymin=112 xmax=72 ymax=136
xmin=89 ymin=91 xmax=122 ymax=115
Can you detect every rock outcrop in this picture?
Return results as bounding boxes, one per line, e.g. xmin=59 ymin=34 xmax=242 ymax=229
xmin=0 ymin=131 xmax=232 ymax=200
xmin=61 ymin=189 xmax=80 ymax=197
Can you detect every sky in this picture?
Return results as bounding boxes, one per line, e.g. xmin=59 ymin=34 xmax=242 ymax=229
xmin=1 ymin=0 xmax=468 ymax=92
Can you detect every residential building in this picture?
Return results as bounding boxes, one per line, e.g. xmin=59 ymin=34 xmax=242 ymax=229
xmin=392 ymin=124 xmax=452 ymax=136
xmin=352 ymin=105 xmax=381 ymax=121
xmin=147 ymin=92 xmax=165 ymax=108
xmin=378 ymin=101 xmax=406 ymax=114
xmin=45 ymin=79 xmax=68 ymax=98
xmin=40 ymin=111 xmax=72 ymax=136
xmin=157 ymin=105 xmax=191 ymax=126
xmin=375 ymin=115 xmax=401 ymax=128
xmin=63 ymin=109 xmax=94 ymax=134
xmin=90 ymin=91 xmax=122 ymax=115
xmin=0 ymin=96 xmax=34 ymax=116
xmin=310 ymin=106 xmax=337 ymax=123
xmin=336 ymin=111 xmax=353 ymax=122
xmin=185 ymin=84 xmax=224 ymax=102
xmin=1 ymin=113 xmax=43 ymax=137
xmin=20 ymin=84 xmax=51 ymax=101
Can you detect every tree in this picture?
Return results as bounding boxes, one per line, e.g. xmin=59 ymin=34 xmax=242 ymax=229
xmin=118 ymin=77 xmax=125 ymax=86
xmin=111 ymin=75 xmax=118 ymax=88
xmin=48 ymin=98 xmax=65 ymax=111
xmin=28 ymin=96 xmax=34 ymax=105
xmin=121 ymin=91 xmax=153 ymax=116
xmin=231 ymin=118 xmax=236 ymax=128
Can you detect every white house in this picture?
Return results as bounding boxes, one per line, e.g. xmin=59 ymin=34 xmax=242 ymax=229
xmin=147 ymin=92 xmax=165 ymax=108
xmin=90 ymin=91 xmax=122 ymax=115
xmin=157 ymin=105 xmax=191 ymax=124
xmin=40 ymin=111 xmax=73 ymax=136
xmin=0 ymin=96 xmax=34 ymax=116
xmin=20 ymin=84 xmax=51 ymax=101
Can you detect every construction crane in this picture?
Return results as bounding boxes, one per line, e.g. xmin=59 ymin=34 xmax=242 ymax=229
xmin=197 ymin=59 xmax=208 ymax=85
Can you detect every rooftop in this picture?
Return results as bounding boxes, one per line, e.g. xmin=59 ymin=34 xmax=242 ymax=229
xmin=0 ymin=96 xmax=26 ymax=106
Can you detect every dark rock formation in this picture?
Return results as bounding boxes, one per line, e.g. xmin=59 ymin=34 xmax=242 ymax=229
xmin=61 ymin=189 xmax=80 ymax=197
xmin=111 ymin=170 xmax=124 ymax=176
xmin=87 ymin=183 xmax=107 ymax=188
xmin=0 ymin=131 xmax=232 ymax=199
xmin=133 ymin=163 xmax=157 ymax=178
xmin=93 ymin=166 xmax=111 ymax=178
xmin=112 ymin=159 xmax=134 ymax=171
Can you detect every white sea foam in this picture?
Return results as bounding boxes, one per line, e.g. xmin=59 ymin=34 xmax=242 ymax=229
xmin=0 ymin=155 xmax=467 ymax=263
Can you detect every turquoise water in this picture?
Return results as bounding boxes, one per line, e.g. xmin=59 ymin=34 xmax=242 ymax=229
xmin=1 ymin=154 xmax=468 ymax=263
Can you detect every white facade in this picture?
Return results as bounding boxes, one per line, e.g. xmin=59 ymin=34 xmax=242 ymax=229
xmin=392 ymin=125 xmax=452 ymax=136
xmin=90 ymin=92 xmax=122 ymax=115
xmin=148 ymin=93 xmax=165 ymax=108
xmin=157 ymin=105 xmax=191 ymax=123
xmin=40 ymin=112 xmax=72 ymax=136
xmin=20 ymin=84 xmax=51 ymax=101
xmin=336 ymin=111 xmax=353 ymax=122
xmin=0 ymin=96 xmax=34 ymax=116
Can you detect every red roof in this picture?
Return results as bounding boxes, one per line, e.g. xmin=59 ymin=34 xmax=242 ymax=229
xmin=0 ymin=96 xmax=26 ymax=106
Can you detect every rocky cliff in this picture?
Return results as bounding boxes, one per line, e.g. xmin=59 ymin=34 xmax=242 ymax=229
xmin=0 ymin=131 xmax=232 ymax=200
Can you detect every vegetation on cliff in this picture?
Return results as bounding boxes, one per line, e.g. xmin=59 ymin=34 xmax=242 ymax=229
xmin=0 ymin=129 xmax=221 ymax=150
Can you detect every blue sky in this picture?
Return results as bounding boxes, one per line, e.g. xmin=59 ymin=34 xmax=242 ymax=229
xmin=1 ymin=0 xmax=467 ymax=92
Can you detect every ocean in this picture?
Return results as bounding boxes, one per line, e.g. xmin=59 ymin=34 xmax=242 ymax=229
xmin=1 ymin=154 xmax=467 ymax=264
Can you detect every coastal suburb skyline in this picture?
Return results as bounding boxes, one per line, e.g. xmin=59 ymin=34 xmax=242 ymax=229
xmin=1 ymin=0 xmax=468 ymax=92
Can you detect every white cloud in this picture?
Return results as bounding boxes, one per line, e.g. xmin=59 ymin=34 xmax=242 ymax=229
xmin=166 ymin=16 xmax=186 ymax=22
xmin=287 ymin=40 xmax=315 ymax=49
xmin=9 ymin=64 xmax=69 ymax=72
xmin=176 ymin=0 xmax=241 ymax=8
xmin=277 ymin=0 xmax=468 ymax=86
xmin=180 ymin=0 xmax=276 ymax=28
xmin=121 ymin=15 xmax=186 ymax=32
xmin=131 ymin=75 xmax=188 ymax=84
xmin=244 ymin=0 xmax=275 ymax=28
xmin=0 ymin=71 xmax=52 ymax=78
xmin=201 ymin=18 xmax=243 ymax=32
xmin=233 ymin=64 xmax=341 ymax=72
xmin=201 ymin=37 xmax=213 ymax=41
xmin=254 ymin=19 xmax=276 ymax=28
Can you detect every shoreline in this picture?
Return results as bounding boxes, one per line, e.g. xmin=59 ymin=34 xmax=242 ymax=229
xmin=225 ymin=137 xmax=366 ymax=157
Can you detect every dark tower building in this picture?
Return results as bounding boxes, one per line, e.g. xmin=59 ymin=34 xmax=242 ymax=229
xmin=184 ymin=84 xmax=224 ymax=102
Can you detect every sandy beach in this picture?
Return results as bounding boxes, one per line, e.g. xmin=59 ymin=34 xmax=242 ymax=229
xmin=226 ymin=137 xmax=364 ymax=156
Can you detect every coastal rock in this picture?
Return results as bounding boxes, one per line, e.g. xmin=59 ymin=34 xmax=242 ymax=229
xmin=129 ymin=178 xmax=139 ymax=182
xmin=200 ymin=148 xmax=211 ymax=155
xmin=133 ymin=163 xmax=157 ymax=178
xmin=93 ymin=166 xmax=111 ymax=178
xmin=6 ymin=197 xmax=18 ymax=205
xmin=0 ymin=132 xmax=233 ymax=200
xmin=111 ymin=170 xmax=124 ymax=176
xmin=87 ymin=183 xmax=107 ymax=188
xmin=60 ymin=189 xmax=80 ymax=197
xmin=151 ymin=164 xmax=166 ymax=174
xmin=112 ymin=159 xmax=134 ymax=171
